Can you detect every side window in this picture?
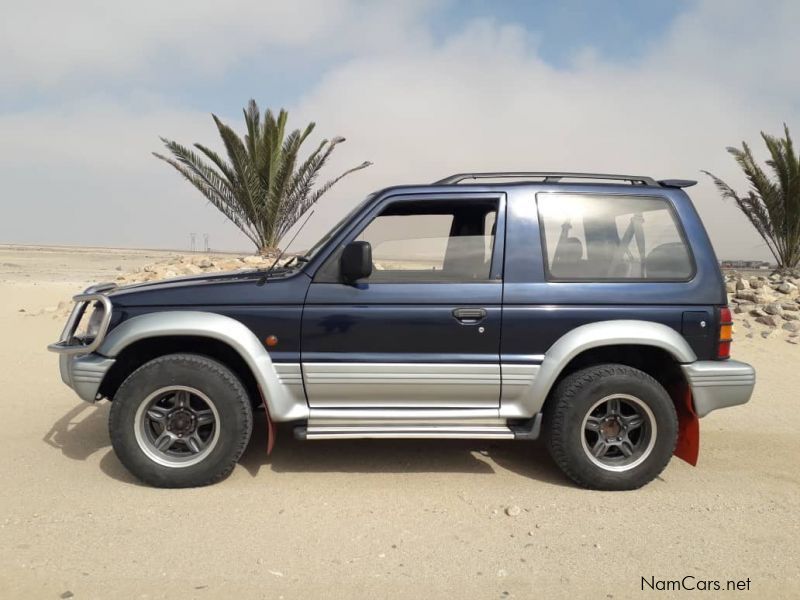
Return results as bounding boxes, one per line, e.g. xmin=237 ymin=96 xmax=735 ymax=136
xmin=321 ymin=199 xmax=499 ymax=282
xmin=537 ymin=193 xmax=693 ymax=281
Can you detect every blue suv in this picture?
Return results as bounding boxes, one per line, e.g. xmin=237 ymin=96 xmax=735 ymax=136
xmin=49 ymin=172 xmax=755 ymax=489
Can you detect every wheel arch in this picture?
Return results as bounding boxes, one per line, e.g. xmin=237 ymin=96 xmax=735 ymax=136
xmin=96 ymin=311 xmax=309 ymax=422
xmin=515 ymin=320 xmax=699 ymax=467
xmin=502 ymin=320 xmax=696 ymax=418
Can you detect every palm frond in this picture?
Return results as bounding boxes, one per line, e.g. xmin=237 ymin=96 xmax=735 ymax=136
xmin=155 ymin=101 xmax=371 ymax=254
xmin=703 ymin=124 xmax=800 ymax=270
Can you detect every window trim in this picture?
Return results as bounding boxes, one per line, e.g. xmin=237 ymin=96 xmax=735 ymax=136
xmin=313 ymin=192 xmax=507 ymax=284
xmin=535 ymin=192 xmax=697 ymax=283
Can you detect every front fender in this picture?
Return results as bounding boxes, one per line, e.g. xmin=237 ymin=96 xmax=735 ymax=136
xmin=500 ymin=320 xmax=697 ymax=418
xmin=98 ymin=311 xmax=309 ymax=422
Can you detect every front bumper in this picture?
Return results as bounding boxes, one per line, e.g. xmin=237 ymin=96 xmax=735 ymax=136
xmin=59 ymin=353 xmax=116 ymax=403
xmin=681 ymin=360 xmax=755 ymax=418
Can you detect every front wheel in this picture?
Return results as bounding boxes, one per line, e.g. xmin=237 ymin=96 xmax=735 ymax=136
xmin=544 ymin=364 xmax=678 ymax=490
xmin=109 ymin=353 xmax=253 ymax=488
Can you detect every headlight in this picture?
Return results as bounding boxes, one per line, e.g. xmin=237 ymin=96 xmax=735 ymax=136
xmin=85 ymin=302 xmax=106 ymax=340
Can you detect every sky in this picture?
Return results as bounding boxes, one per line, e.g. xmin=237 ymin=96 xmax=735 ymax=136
xmin=1 ymin=0 xmax=798 ymax=261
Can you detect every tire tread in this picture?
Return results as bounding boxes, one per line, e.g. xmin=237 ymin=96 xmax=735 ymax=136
xmin=109 ymin=353 xmax=253 ymax=488
xmin=545 ymin=363 xmax=677 ymax=491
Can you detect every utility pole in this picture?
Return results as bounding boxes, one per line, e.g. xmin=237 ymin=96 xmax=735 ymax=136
xmin=203 ymin=233 xmax=209 ymax=253
xmin=189 ymin=233 xmax=196 ymax=252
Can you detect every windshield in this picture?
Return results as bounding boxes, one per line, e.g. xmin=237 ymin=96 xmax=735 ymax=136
xmin=300 ymin=193 xmax=376 ymax=262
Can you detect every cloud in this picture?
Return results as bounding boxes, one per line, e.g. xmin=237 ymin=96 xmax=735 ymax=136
xmin=290 ymin=1 xmax=800 ymax=260
xmin=0 ymin=0 xmax=437 ymax=92
xmin=1 ymin=0 xmax=798 ymax=261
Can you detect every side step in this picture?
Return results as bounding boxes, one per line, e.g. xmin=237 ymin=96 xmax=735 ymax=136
xmin=294 ymin=414 xmax=541 ymax=441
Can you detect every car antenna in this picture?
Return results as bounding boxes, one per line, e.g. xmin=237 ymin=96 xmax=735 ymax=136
xmin=257 ymin=210 xmax=315 ymax=286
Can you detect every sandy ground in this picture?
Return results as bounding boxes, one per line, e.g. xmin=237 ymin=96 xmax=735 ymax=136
xmin=0 ymin=247 xmax=798 ymax=599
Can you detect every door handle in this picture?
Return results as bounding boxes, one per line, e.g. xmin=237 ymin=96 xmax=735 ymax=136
xmin=452 ymin=307 xmax=487 ymax=324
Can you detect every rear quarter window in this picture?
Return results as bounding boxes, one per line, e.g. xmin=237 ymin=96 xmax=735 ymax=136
xmin=537 ymin=193 xmax=694 ymax=281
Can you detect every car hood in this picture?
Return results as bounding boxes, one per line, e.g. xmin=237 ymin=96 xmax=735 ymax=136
xmin=106 ymin=268 xmax=310 ymax=308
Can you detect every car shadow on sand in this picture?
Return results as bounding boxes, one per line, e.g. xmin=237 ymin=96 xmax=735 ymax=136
xmin=240 ymin=413 xmax=571 ymax=487
xmin=42 ymin=401 xmax=143 ymax=485
xmin=44 ymin=404 xmax=570 ymax=487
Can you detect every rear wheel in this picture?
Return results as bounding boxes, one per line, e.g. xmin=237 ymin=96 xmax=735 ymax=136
xmin=109 ymin=353 xmax=253 ymax=488
xmin=545 ymin=364 xmax=678 ymax=490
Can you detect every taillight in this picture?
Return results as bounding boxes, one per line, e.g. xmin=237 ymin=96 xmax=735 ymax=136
xmin=718 ymin=306 xmax=733 ymax=359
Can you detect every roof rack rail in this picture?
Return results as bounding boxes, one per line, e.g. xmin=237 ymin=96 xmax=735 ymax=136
xmin=434 ymin=172 xmax=659 ymax=186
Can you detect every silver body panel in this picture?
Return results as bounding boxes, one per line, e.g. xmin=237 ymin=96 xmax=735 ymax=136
xmin=58 ymin=353 xmax=116 ymax=403
xmin=303 ymin=362 xmax=501 ymax=408
xmin=681 ymin=360 xmax=756 ymax=417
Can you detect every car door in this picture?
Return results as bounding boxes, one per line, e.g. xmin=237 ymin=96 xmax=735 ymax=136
xmin=301 ymin=192 xmax=505 ymax=408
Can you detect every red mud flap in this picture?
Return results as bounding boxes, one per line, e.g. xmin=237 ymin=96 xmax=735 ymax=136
xmin=672 ymin=385 xmax=699 ymax=466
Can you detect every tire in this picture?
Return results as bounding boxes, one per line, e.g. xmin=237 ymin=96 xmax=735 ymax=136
xmin=544 ymin=363 xmax=678 ymax=491
xmin=109 ymin=353 xmax=253 ymax=488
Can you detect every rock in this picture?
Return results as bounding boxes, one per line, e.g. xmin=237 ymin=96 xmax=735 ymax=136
xmin=764 ymin=303 xmax=783 ymax=316
xmin=761 ymin=329 xmax=778 ymax=339
xmin=782 ymin=303 xmax=799 ymax=311
xmin=243 ymin=255 xmax=264 ymax=265
xmin=777 ymin=282 xmax=797 ymax=294
xmin=18 ymin=308 xmax=25 ymax=312
xmin=750 ymin=308 xmax=766 ymax=318
xmin=733 ymin=302 xmax=754 ymax=314
xmin=782 ymin=322 xmax=800 ymax=333
xmin=787 ymin=338 xmax=799 ymax=345
xmin=505 ymin=505 xmax=522 ymax=517
xmin=756 ymin=315 xmax=781 ymax=327
xmin=183 ymin=263 xmax=203 ymax=274
xmin=735 ymin=290 xmax=759 ymax=302
xmin=740 ymin=319 xmax=751 ymax=329
xmin=735 ymin=278 xmax=750 ymax=290
xmin=725 ymin=282 xmax=736 ymax=293
xmin=756 ymin=293 xmax=778 ymax=304
xmin=197 ymin=258 xmax=213 ymax=268
xmin=783 ymin=312 xmax=799 ymax=321
xmin=750 ymin=278 xmax=766 ymax=289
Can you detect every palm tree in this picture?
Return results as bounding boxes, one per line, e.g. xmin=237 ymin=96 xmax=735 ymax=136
xmin=154 ymin=100 xmax=371 ymax=254
xmin=703 ymin=124 xmax=800 ymax=271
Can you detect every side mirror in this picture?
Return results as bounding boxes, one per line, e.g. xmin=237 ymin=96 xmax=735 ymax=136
xmin=340 ymin=241 xmax=373 ymax=283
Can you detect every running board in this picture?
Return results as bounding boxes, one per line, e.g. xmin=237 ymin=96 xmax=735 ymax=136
xmin=295 ymin=424 xmax=515 ymax=440
xmin=294 ymin=415 xmax=541 ymax=441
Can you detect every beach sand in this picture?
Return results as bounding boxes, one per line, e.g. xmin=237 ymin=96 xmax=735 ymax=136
xmin=0 ymin=246 xmax=797 ymax=598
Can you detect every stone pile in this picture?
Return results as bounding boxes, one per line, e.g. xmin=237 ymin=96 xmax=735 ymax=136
xmin=111 ymin=253 xmax=287 ymax=286
xmin=725 ymin=271 xmax=800 ymax=343
xmin=40 ymin=254 xmax=293 ymax=319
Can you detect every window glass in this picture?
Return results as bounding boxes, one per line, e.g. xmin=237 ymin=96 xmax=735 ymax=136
xmin=537 ymin=193 xmax=692 ymax=280
xmin=350 ymin=200 xmax=498 ymax=282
